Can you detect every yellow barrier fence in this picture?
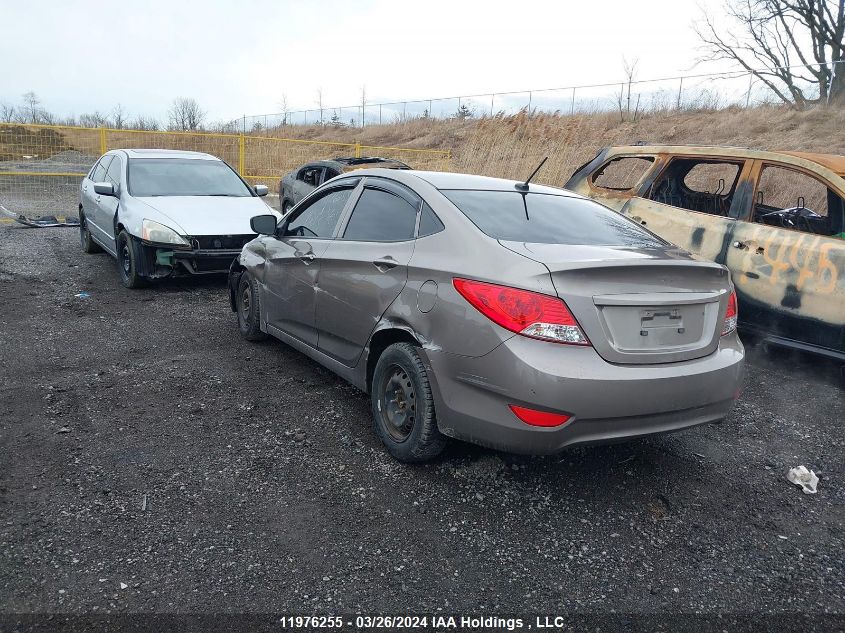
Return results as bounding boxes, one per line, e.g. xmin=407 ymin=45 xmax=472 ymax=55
xmin=0 ymin=123 xmax=451 ymax=221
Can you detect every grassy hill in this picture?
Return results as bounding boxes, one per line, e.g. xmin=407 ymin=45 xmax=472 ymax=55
xmin=263 ymin=105 xmax=845 ymax=186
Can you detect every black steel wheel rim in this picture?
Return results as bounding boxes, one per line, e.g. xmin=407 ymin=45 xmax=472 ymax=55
xmin=120 ymin=242 xmax=131 ymax=277
xmin=379 ymin=363 xmax=416 ymax=442
xmin=240 ymin=284 xmax=252 ymax=324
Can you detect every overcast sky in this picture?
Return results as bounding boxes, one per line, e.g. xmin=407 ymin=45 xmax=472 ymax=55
xmin=1 ymin=0 xmax=728 ymax=124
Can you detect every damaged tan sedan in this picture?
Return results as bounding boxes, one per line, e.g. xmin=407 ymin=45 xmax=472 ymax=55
xmin=566 ymin=146 xmax=845 ymax=360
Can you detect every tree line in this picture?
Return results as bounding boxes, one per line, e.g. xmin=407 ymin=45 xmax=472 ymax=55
xmin=0 ymin=93 xmax=209 ymax=131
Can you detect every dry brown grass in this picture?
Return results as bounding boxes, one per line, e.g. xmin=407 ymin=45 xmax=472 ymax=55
xmin=3 ymin=104 xmax=842 ymax=193
xmin=259 ymin=104 xmax=845 ymax=186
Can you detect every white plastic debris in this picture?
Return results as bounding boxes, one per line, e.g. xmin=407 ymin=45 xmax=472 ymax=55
xmin=787 ymin=466 xmax=819 ymax=494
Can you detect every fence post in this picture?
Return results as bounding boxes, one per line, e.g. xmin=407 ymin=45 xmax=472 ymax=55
xmin=238 ymin=134 xmax=245 ymax=176
xmin=745 ymin=73 xmax=753 ymax=108
xmin=99 ymin=127 xmax=107 ymax=154
xmin=570 ymin=87 xmax=576 ymax=115
xmin=826 ymin=61 xmax=836 ymax=105
xmin=528 ymin=91 xmax=532 ymax=113
xmin=676 ymin=77 xmax=683 ymax=110
xmin=491 ymin=94 xmax=495 ymax=116
xmin=354 ymin=142 xmax=361 ymax=159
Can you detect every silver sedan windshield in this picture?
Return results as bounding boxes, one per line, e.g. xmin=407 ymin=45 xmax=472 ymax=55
xmin=128 ymin=158 xmax=252 ymax=197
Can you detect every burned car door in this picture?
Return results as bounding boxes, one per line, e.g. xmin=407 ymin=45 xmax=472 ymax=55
xmin=727 ymin=160 xmax=845 ymax=353
xmin=314 ymin=179 xmax=419 ymax=366
xmin=262 ymin=184 xmax=357 ymax=346
xmin=618 ymin=156 xmax=754 ymax=265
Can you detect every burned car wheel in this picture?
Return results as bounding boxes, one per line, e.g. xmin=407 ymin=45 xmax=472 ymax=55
xmin=79 ymin=214 xmax=102 ymax=254
xmin=115 ymin=230 xmax=147 ymax=289
xmin=371 ymin=343 xmax=446 ymax=463
xmin=236 ymin=273 xmax=267 ymax=342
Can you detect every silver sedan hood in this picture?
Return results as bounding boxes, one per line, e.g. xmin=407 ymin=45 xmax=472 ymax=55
xmin=135 ymin=196 xmax=278 ymax=236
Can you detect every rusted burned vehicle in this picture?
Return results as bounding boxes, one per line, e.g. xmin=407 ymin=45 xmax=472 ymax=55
xmin=566 ymin=146 xmax=845 ymax=360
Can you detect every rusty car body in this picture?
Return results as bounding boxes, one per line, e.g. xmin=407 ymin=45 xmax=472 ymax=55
xmin=566 ymin=145 xmax=845 ymax=360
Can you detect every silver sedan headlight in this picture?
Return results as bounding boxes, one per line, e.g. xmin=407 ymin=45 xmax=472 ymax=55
xmin=141 ymin=219 xmax=189 ymax=247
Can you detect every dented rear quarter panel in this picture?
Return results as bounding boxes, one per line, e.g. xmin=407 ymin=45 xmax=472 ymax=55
xmin=567 ymin=145 xmax=845 ymax=355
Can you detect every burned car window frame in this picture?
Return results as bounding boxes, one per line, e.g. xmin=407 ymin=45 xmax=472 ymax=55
xmin=590 ymin=156 xmax=656 ymax=192
xmin=641 ymin=156 xmax=751 ymax=220
xmin=747 ymin=160 xmax=845 ymax=237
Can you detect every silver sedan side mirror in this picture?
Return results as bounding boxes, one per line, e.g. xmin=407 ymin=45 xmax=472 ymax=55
xmin=254 ymin=184 xmax=269 ymax=197
xmin=93 ymin=182 xmax=116 ymax=196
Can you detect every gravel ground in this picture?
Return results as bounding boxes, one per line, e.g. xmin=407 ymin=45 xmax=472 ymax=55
xmin=0 ymin=225 xmax=843 ymax=625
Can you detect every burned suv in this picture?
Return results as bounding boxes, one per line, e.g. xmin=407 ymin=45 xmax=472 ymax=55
xmin=566 ymin=145 xmax=845 ymax=359
xmin=278 ymin=157 xmax=410 ymax=212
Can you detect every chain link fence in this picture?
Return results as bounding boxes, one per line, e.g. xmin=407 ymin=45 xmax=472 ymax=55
xmin=235 ymin=62 xmax=843 ymax=131
xmin=0 ymin=124 xmax=451 ymax=220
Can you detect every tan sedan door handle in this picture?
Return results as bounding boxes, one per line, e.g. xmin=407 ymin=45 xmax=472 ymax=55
xmin=373 ymin=256 xmax=398 ymax=271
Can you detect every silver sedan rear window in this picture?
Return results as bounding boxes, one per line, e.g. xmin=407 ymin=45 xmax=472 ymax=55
xmin=442 ymin=190 xmax=665 ymax=247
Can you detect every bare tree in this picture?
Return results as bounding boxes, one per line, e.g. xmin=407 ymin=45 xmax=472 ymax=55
xmin=20 ymin=91 xmax=43 ymax=123
xmin=616 ymin=57 xmax=642 ymax=121
xmin=278 ymin=93 xmax=289 ymax=125
xmin=79 ymin=111 xmax=109 ymax=127
xmin=131 ymin=115 xmax=160 ymax=131
xmin=111 ymin=103 xmax=128 ymax=129
xmin=696 ymin=0 xmax=845 ymax=108
xmin=0 ymin=102 xmax=15 ymax=123
xmin=168 ymin=97 xmax=206 ymax=131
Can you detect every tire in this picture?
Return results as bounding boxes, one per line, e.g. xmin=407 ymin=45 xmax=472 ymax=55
xmin=281 ymin=200 xmax=292 ymax=214
xmin=371 ymin=342 xmax=446 ymax=463
xmin=236 ymin=273 xmax=267 ymax=341
xmin=115 ymin=230 xmax=147 ymax=289
xmin=79 ymin=213 xmax=102 ymax=254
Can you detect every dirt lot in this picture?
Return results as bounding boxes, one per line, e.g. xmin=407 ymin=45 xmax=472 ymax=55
xmin=0 ymin=224 xmax=843 ymax=625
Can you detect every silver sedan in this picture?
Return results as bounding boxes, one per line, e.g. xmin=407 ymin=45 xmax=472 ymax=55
xmin=79 ymin=149 xmax=279 ymax=287
xmin=230 ymin=169 xmax=744 ymax=462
